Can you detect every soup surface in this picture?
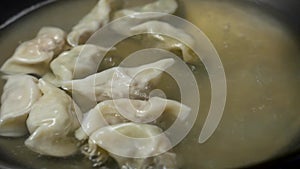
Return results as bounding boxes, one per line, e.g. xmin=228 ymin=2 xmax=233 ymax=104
xmin=0 ymin=0 xmax=299 ymax=169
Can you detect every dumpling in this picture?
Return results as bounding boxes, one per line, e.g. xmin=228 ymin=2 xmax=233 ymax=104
xmin=67 ymin=0 xmax=117 ymax=46
xmin=75 ymin=97 xmax=191 ymax=141
xmin=74 ymin=100 xmax=128 ymax=141
xmin=62 ymin=58 xmax=175 ymax=111
xmin=1 ymin=27 xmax=66 ymax=76
xmin=130 ymin=21 xmax=197 ymax=63
xmin=43 ymin=44 xmax=110 ymax=86
xmin=0 ymin=75 xmax=41 ymax=137
xmin=83 ymin=122 xmax=177 ymax=169
xmin=25 ymin=79 xmax=82 ymax=157
xmin=113 ymin=0 xmax=178 ymax=18
xmin=111 ymin=0 xmax=178 ymax=36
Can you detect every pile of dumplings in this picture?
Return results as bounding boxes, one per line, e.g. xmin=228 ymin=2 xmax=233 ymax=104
xmin=0 ymin=0 xmax=196 ymax=169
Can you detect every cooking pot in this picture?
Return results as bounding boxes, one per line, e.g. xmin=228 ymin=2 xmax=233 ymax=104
xmin=0 ymin=0 xmax=299 ymax=168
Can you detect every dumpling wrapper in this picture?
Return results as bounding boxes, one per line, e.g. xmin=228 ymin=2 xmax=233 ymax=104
xmin=130 ymin=21 xmax=197 ymax=63
xmin=88 ymin=122 xmax=177 ymax=169
xmin=75 ymin=97 xmax=191 ymax=141
xmin=62 ymin=58 xmax=175 ymax=111
xmin=43 ymin=44 xmax=110 ymax=86
xmin=1 ymin=27 xmax=66 ymax=76
xmin=25 ymin=79 xmax=82 ymax=157
xmin=0 ymin=75 xmax=41 ymax=137
xmin=67 ymin=0 xmax=117 ymax=46
xmin=111 ymin=0 xmax=178 ymax=36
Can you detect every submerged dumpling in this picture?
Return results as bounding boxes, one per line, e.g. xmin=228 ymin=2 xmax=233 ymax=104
xmin=0 ymin=75 xmax=41 ymax=137
xmin=62 ymin=58 xmax=175 ymax=111
xmin=84 ymin=123 xmax=177 ymax=169
xmin=75 ymin=97 xmax=191 ymax=141
xmin=25 ymin=79 xmax=82 ymax=157
xmin=1 ymin=27 xmax=66 ymax=76
xmin=131 ymin=21 xmax=197 ymax=63
xmin=67 ymin=0 xmax=118 ymax=46
xmin=114 ymin=0 xmax=178 ymax=18
xmin=43 ymin=44 xmax=110 ymax=86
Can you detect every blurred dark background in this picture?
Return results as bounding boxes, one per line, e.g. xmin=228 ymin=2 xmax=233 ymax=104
xmin=0 ymin=0 xmax=46 ymax=25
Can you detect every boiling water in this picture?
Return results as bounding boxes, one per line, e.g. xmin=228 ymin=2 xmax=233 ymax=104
xmin=0 ymin=0 xmax=299 ymax=169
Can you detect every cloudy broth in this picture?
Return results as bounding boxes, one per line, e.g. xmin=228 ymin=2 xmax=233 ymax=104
xmin=0 ymin=0 xmax=299 ymax=169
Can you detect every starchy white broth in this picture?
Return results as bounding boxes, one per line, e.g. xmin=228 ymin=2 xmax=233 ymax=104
xmin=0 ymin=0 xmax=299 ymax=169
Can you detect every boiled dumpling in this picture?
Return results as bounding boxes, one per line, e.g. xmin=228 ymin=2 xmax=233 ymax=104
xmin=114 ymin=0 xmax=178 ymax=18
xmin=1 ymin=27 xmax=66 ymax=76
xmin=74 ymin=99 xmax=128 ymax=141
xmin=25 ymin=79 xmax=82 ymax=157
xmin=111 ymin=0 xmax=178 ymax=36
xmin=62 ymin=58 xmax=175 ymax=111
xmin=67 ymin=0 xmax=118 ymax=46
xmin=130 ymin=21 xmax=197 ymax=63
xmin=84 ymin=122 xmax=177 ymax=169
xmin=0 ymin=75 xmax=41 ymax=137
xmin=50 ymin=45 xmax=109 ymax=80
xmin=75 ymin=97 xmax=191 ymax=141
xmin=43 ymin=44 xmax=110 ymax=86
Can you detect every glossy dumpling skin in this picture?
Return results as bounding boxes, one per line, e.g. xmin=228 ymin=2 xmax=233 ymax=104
xmin=67 ymin=0 xmax=114 ymax=46
xmin=62 ymin=58 xmax=175 ymax=111
xmin=131 ymin=21 xmax=196 ymax=63
xmin=25 ymin=79 xmax=82 ymax=157
xmin=0 ymin=75 xmax=41 ymax=137
xmin=43 ymin=44 xmax=109 ymax=86
xmin=1 ymin=27 xmax=66 ymax=76
xmin=75 ymin=97 xmax=191 ymax=141
xmin=87 ymin=123 xmax=177 ymax=169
